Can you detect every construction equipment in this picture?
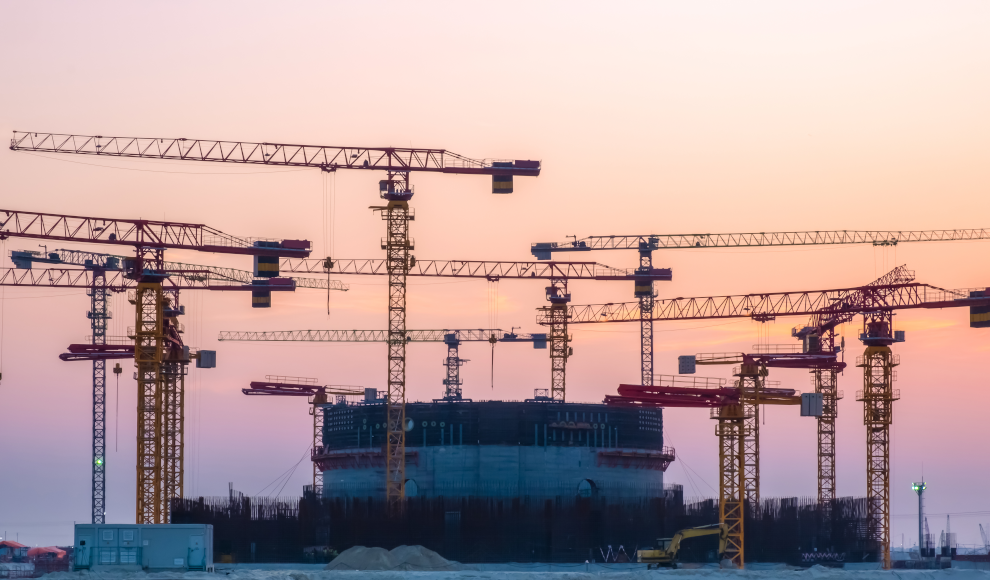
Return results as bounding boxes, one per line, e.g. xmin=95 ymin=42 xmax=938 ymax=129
xmin=11 ymin=130 xmax=543 ymax=512
xmin=636 ymin=523 xmax=728 ymax=569
xmin=0 ymin=208 xmax=310 ymax=524
xmin=531 ymin=230 xmax=990 ymax=391
xmin=272 ymin=257 xmax=668 ymax=402
xmin=607 ymin=377 xmax=804 ymax=568
xmin=530 ymin=233 xmax=982 ymax=536
xmin=242 ymin=377 xmax=364 ymax=496
xmin=219 ymin=329 xmax=546 ymax=400
xmin=568 ymin=267 xmax=990 ymax=568
xmin=979 ymin=524 xmax=988 ymax=555
xmin=0 ymin=262 xmax=294 ymax=524
xmin=790 ymin=266 xmax=912 ymax=507
xmin=610 ymin=380 xmax=800 ymax=568
xmin=11 ymin=248 xmax=348 ymax=291
xmin=4 ymin=246 xmax=330 ymax=525
xmin=680 ymin=350 xmax=845 ymax=509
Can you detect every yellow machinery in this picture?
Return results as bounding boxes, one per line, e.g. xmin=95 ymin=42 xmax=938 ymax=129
xmin=637 ymin=523 xmax=728 ymax=569
xmin=608 ymin=375 xmax=805 ymax=567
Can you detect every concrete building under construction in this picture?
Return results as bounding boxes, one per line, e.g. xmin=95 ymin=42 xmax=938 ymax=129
xmin=314 ymin=400 xmax=674 ymax=499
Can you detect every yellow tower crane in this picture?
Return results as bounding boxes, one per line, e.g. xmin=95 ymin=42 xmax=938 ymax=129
xmin=11 ymin=131 xmax=541 ymax=512
xmin=570 ymin=267 xmax=990 ymax=568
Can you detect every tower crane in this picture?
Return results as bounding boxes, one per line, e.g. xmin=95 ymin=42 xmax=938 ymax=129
xmin=677 ymin=350 xmax=845 ymax=511
xmin=242 ymin=377 xmax=364 ymax=496
xmin=218 ymin=257 xmax=666 ymax=501
xmin=667 ymin=349 xmax=845 ymax=566
xmin=0 ymin=261 xmax=300 ymax=524
xmin=531 ymin=229 xmax=990 ymax=515
xmin=604 ymin=375 xmax=806 ymax=568
xmin=531 ymin=230 xmax=990 ymax=389
xmin=11 ymin=247 xmax=348 ymax=291
xmin=11 ymin=130 xmax=542 ymax=511
xmin=218 ymin=329 xmax=546 ymax=402
xmin=8 ymin=246 xmax=345 ymax=518
xmin=0 ymin=208 xmax=310 ymax=524
xmin=556 ymin=267 xmax=989 ymax=568
xmin=270 ymin=257 xmax=669 ymax=403
xmin=785 ymin=266 xmax=914 ymax=508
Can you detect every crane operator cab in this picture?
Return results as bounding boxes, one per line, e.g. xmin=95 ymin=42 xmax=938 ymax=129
xmin=636 ymin=523 xmax=727 ymax=569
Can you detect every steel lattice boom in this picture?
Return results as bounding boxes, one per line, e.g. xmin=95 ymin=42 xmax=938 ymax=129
xmin=11 ymin=132 xmax=541 ymax=177
xmin=13 ymin=248 xmax=347 ymax=291
xmin=280 ymin=258 xmax=661 ymax=281
xmin=0 ymin=208 xmax=312 ymax=525
xmin=532 ymin=229 xmax=990 ymax=254
xmin=593 ymin=268 xmax=989 ymax=569
xmin=531 ymin=233 xmax=984 ymax=447
xmin=0 ymin=209 xmax=311 ymax=257
xmin=218 ymin=328 xmax=541 ymax=342
xmin=242 ymin=378 xmax=363 ymax=496
xmin=271 ymin=257 xmax=667 ymax=405
xmin=558 ymin=280 xmax=985 ymax=324
xmin=10 ymin=130 xmax=541 ymax=512
xmin=0 ymin=267 xmax=298 ymax=292
xmin=222 ymin=328 xmax=546 ymax=402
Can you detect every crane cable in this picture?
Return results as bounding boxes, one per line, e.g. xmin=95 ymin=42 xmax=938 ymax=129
xmin=320 ymin=171 xmax=330 ymax=317
xmin=322 ymin=172 xmax=338 ymax=316
xmin=487 ymin=280 xmax=500 ymax=390
xmin=0 ymin=239 xmax=5 ymax=384
xmin=115 ymin=364 xmax=120 ymax=452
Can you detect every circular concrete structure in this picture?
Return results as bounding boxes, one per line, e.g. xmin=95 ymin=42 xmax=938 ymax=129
xmin=315 ymin=400 xmax=672 ymax=499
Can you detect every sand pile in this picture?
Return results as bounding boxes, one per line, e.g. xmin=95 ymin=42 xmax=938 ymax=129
xmin=324 ymin=545 xmax=464 ymax=571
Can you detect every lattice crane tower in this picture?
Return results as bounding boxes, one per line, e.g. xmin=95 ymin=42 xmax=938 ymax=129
xmin=0 ymin=208 xmax=310 ymax=523
xmin=10 ymin=131 xmax=540 ymax=511
xmin=566 ymin=267 xmax=990 ymax=568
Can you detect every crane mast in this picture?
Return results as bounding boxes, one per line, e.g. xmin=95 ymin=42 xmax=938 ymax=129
xmin=606 ymin=375 xmax=804 ymax=567
xmin=1 ymin=208 xmax=309 ymax=524
xmin=570 ymin=267 xmax=989 ymax=568
xmin=533 ymin=232 xmax=990 ymax=513
xmin=10 ymin=131 xmax=542 ymax=511
xmin=90 ymin=266 xmax=110 ymax=523
xmin=8 ymin=246 xmax=340 ymax=523
xmin=233 ymin=258 xmax=664 ymax=403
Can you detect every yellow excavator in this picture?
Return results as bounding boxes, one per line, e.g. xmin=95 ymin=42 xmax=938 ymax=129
xmin=637 ymin=523 xmax=728 ymax=569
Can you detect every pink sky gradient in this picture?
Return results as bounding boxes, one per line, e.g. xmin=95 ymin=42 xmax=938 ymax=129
xmin=1 ymin=1 xmax=988 ymax=548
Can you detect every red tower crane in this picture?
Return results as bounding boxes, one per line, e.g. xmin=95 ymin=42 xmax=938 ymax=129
xmin=11 ymin=130 xmax=542 ymax=511
xmin=242 ymin=377 xmax=365 ymax=496
xmin=0 ymin=208 xmax=311 ymax=524
xmin=553 ymin=267 xmax=989 ymax=569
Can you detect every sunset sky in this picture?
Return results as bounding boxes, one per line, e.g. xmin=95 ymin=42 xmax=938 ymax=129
xmin=1 ymin=1 xmax=988 ymax=548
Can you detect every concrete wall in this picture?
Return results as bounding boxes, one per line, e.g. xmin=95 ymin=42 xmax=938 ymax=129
xmin=324 ymin=445 xmax=665 ymax=499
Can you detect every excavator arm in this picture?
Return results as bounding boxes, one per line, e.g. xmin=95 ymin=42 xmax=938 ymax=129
xmin=638 ymin=523 xmax=728 ymax=568
xmin=669 ymin=523 xmax=728 ymax=555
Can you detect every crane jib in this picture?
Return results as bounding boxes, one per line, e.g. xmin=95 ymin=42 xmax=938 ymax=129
xmin=10 ymin=132 xmax=541 ymax=177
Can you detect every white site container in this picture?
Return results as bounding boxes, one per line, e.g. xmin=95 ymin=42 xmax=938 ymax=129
xmin=73 ymin=523 xmax=213 ymax=572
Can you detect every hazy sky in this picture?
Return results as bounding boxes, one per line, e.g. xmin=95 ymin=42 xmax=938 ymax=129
xmin=1 ymin=1 xmax=988 ymax=548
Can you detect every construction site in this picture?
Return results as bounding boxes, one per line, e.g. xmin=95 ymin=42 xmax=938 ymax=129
xmin=2 ymin=3 xmax=989 ymax=578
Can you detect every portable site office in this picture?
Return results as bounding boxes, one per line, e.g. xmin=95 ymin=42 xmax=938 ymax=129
xmin=73 ymin=524 xmax=213 ymax=572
